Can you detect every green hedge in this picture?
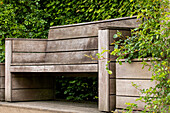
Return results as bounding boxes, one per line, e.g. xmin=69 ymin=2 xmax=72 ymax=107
xmin=0 ymin=0 xmax=138 ymax=101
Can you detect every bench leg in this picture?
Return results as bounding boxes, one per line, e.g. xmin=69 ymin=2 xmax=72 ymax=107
xmin=5 ymin=72 xmax=12 ymax=101
xmin=5 ymin=40 xmax=12 ymax=101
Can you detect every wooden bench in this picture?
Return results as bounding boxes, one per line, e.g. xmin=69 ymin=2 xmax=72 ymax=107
xmin=5 ymin=16 xmax=138 ymax=112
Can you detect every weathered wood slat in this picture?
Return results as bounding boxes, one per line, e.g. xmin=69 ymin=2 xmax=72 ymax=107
xmin=12 ymin=53 xmax=46 ymax=63
xmin=46 ymin=37 xmax=98 ymax=52
xmin=110 ymin=95 xmax=116 ymax=111
xmin=116 ymin=62 xmax=152 ymax=79
xmin=12 ymin=76 xmax=54 ymax=89
xmin=116 ymin=96 xmax=146 ymax=110
xmin=5 ymin=40 xmax=12 ymax=101
xmin=110 ymin=79 xmax=116 ymax=95
xmin=0 ymin=64 xmax=5 ymax=77
xmin=0 ymin=89 xmax=5 ymax=101
xmin=13 ymin=40 xmax=47 ymax=52
xmin=0 ymin=77 xmax=5 ymax=89
xmin=12 ymin=51 xmax=98 ymax=64
xmin=116 ymin=79 xmax=156 ymax=96
xmin=48 ymin=17 xmax=138 ymax=39
xmin=45 ymin=51 xmax=98 ymax=64
xmin=110 ymin=62 xmax=116 ymax=78
xmin=12 ymin=89 xmax=54 ymax=101
xmin=10 ymin=64 xmax=98 ymax=72
xmin=57 ymin=72 xmax=97 ymax=77
xmin=98 ymin=30 xmax=110 ymax=111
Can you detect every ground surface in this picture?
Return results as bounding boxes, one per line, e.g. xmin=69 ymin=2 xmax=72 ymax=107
xmin=0 ymin=101 xmax=100 ymax=113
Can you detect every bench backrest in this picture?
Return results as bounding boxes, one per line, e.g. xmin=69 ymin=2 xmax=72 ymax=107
xmin=11 ymin=17 xmax=138 ymax=65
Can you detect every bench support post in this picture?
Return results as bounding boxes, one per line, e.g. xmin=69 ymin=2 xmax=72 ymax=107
xmin=98 ymin=29 xmax=110 ymax=111
xmin=5 ymin=39 xmax=12 ymax=101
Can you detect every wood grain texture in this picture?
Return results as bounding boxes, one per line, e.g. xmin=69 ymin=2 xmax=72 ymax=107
xmin=110 ymin=62 xmax=116 ymax=78
xmin=116 ymin=96 xmax=146 ymax=110
xmin=12 ymin=53 xmax=45 ymax=63
xmin=98 ymin=30 xmax=110 ymax=111
xmin=116 ymin=62 xmax=152 ymax=79
xmin=5 ymin=40 xmax=12 ymax=101
xmin=12 ymin=89 xmax=54 ymax=101
xmin=10 ymin=64 xmax=98 ymax=72
xmin=12 ymin=76 xmax=54 ymax=89
xmin=57 ymin=72 xmax=97 ymax=77
xmin=46 ymin=37 xmax=98 ymax=52
xmin=110 ymin=95 xmax=116 ymax=111
xmin=0 ymin=89 xmax=5 ymax=101
xmin=110 ymin=79 xmax=116 ymax=95
xmin=0 ymin=77 xmax=5 ymax=89
xmin=48 ymin=18 xmax=138 ymax=39
xmin=13 ymin=40 xmax=47 ymax=52
xmin=45 ymin=51 xmax=98 ymax=64
xmin=0 ymin=64 xmax=5 ymax=77
xmin=116 ymin=79 xmax=156 ymax=96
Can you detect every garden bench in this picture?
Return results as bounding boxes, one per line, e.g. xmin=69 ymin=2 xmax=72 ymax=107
xmin=5 ymin=16 xmax=138 ymax=112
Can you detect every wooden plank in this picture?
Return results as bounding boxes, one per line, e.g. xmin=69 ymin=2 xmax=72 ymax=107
xmin=0 ymin=64 xmax=5 ymax=77
xmin=116 ymin=62 xmax=152 ymax=79
xmin=98 ymin=30 xmax=110 ymax=111
xmin=116 ymin=96 xmax=146 ymax=110
xmin=110 ymin=62 xmax=116 ymax=78
xmin=12 ymin=53 xmax=46 ymax=63
xmin=10 ymin=64 xmax=98 ymax=72
xmin=46 ymin=37 xmax=98 ymax=52
xmin=48 ymin=17 xmax=138 ymax=39
xmin=110 ymin=95 xmax=116 ymax=111
xmin=5 ymin=39 xmax=12 ymax=101
xmin=50 ymin=16 xmax=138 ymax=29
xmin=0 ymin=89 xmax=5 ymax=101
xmin=110 ymin=79 xmax=116 ymax=95
xmin=0 ymin=77 xmax=5 ymax=88
xmin=45 ymin=51 xmax=98 ymax=64
xmin=57 ymin=72 xmax=97 ymax=77
xmin=12 ymin=76 xmax=54 ymax=89
xmin=116 ymin=79 xmax=156 ymax=96
xmin=12 ymin=89 xmax=54 ymax=101
xmin=13 ymin=40 xmax=47 ymax=52
xmin=109 ymin=30 xmax=131 ymax=45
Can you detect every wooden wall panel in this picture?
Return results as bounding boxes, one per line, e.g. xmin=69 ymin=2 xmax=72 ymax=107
xmin=116 ymin=96 xmax=146 ymax=110
xmin=116 ymin=79 xmax=156 ymax=96
xmin=45 ymin=51 xmax=98 ymax=64
xmin=116 ymin=62 xmax=152 ymax=79
xmin=46 ymin=37 xmax=98 ymax=52
xmin=12 ymin=89 xmax=54 ymax=101
xmin=13 ymin=40 xmax=47 ymax=52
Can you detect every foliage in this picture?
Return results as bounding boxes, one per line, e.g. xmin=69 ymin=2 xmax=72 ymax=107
xmin=0 ymin=0 xmax=49 ymax=63
xmin=55 ymin=76 xmax=98 ymax=101
xmin=99 ymin=0 xmax=170 ymax=112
